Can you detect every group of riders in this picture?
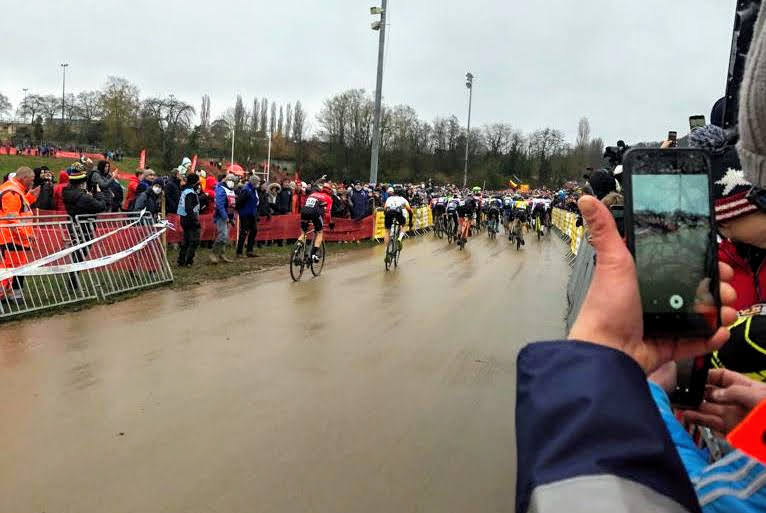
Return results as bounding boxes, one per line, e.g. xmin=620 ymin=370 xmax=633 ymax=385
xmin=430 ymin=186 xmax=553 ymax=249
xmin=293 ymin=178 xmax=554 ymax=273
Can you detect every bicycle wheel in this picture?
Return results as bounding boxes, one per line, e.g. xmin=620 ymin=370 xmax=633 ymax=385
xmin=290 ymin=241 xmax=305 ymax=281
xmin=536 ymin=217 xmax=541 ymax=240
xmin=310 ymin=241 xmax=326 ymax=276
xmin=394 ymin=242 xmax=401 ymax=268
xmin=447 ymin=218 xmax=454 ymax=244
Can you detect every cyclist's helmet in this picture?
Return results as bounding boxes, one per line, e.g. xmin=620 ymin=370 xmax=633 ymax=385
xmin=394 ymin=186 xmax=404 ymax=196
xmin=322 ymin=183 xmax=333 ymax=194
xmin=472 ymin=186 xmax=482 ymax=194
xmin=387 ymin=187 xmax=395 ymax=195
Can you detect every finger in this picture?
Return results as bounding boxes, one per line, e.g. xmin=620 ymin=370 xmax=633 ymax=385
xmin=683 ymin=410 xmax=727 ymax=433
xmin=719 ymin=283 xmax=737 ymax=309
xmin=671 ymin=327 xmax=730 ymax=361
xmin=720 ymin=306 xmax=738 ymax=327
xmin=708 ymin=368 xmax=755 ymax=388
xmin=719 ymin=262 xmax=734 ymax=282
xmin=577 ymin=196 xmax=628 ymax=268
xmin=709 ymin=384 xmax=757 ymax=408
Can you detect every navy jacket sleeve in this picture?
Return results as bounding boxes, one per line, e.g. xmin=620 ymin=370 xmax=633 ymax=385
xmin=516 ymin=341 xmax=701 ymax=513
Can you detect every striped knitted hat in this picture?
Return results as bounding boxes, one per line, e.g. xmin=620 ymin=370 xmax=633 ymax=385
xmin=691 ymin=125 xmax=757 ymax=222
xmin=712 ymin=148 xmax=757 ymax=222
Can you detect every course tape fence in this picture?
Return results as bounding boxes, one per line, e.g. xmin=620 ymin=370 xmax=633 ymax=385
xmin=0 ymin=211 xmax=172 ymax=320
xmin=551 ymin=207 xmax=595 ymax=332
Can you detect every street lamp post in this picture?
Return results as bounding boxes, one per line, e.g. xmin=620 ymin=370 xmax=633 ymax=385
xmin=463 ymin=72 xmax=474 ymax=189
xmin=369 ymin=1 xmax=387 ymax=185
xmin=60 ymin=63 xmax=69 ymax=123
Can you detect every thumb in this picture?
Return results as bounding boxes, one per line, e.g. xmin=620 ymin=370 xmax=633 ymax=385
xmin=710 ymin=385 xmax=757 ymax=409
xmin=578 ymin=195 xmax=628 ymax=267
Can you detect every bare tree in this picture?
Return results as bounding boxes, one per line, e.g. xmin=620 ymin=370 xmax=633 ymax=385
xmin=483 ymin=123 xmax=513 ymax=155
xmin=285 ymin=103 xmax=293 ymax=141
xmin=293 ymin=101 xmax=306 ymax=143
xmin=251 ymin=98 xmax=259 ymax=133
xmin=200 ymin=94 xmax=211 ymax=129
xmin=0 ymin=93 xmax=11 ymax=121
xmin=277 ymin=106 xmax=284 ymax=137
xmin=234 ymin=95 xmax=246 ymax=132
xmin=269 ymin=102 xmax=277 ymax=134
xmin=260 ymin=98 xmax=268 ymax=134
xmin=140 ymin=95 xmax=195 ymax=168
xmin=576 ymin=116 xmax=591 ymax=150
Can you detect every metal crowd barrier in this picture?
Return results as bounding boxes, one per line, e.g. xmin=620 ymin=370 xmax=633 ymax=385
xmin=0 ymin=212 xmax=172 ymax=320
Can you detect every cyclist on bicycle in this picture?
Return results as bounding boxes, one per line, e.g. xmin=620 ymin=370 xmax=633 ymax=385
xmin=383 ymin=186 xmax=414 ymax=259
xmin=509 ymin=195 xmax=529 ymax=245
xmin=471 ymin=186 xmax=483 ymax=227
xmin=299 ymin=182 xmax=334 ymax=262
xmin=432 ymin=194 xmax=447 ymax=220
xmin=502 ymin=194 xmax=514 ymax=233
xmin=457 ymin=194 xmax=477 ymax=241
xmin=530 ymin=197 xmax=547 ymax=232
xmin=487 ymin=196 xmax=502 ymax=231
xmin=446 ymin=195 xmax=460 ymax=237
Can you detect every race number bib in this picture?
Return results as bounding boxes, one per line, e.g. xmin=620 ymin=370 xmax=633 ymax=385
xmin=305 ymin=197 xmax=318 ymax=208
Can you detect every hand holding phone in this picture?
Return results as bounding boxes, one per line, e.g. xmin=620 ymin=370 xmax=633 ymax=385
xmin=568 ymin=195 xmax=737 ymax=376
xmin=623 ymin=148 xmax=719 ymax=338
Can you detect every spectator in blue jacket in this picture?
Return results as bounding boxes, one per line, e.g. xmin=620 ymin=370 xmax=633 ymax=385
xmin=516 ymin=195 xmax=738 ymax=513
xmin=349 ymin=181 xmax=369 ymax=221
xmin=235 ymin=174 xmax=260 ymax=258
xmin=648 ymin=364 xmax=766 ymax=513
xmin=211 ymin=174 xmax=236 ymax=264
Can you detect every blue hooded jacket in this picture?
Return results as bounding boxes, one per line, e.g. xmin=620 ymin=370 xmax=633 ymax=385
xmin=236 ymin=182 xmax=260 ymax=217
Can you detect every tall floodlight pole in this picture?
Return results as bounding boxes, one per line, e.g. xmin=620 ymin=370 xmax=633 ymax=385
xmin=60 ymin=63 xmax=69 ymax=123
xmin=369 ymin=1 xmax=387 ymax=184
xmin=463 ymin=72 xmax=474 ymax=188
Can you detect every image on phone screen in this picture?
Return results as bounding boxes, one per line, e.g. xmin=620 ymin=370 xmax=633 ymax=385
xmin=626 ymin=150 xmax=719 ymax=337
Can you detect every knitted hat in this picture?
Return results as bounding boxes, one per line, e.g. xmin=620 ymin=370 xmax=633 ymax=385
xmin=68 ymin=170 xmax=88 ymax=182
xmin=738 ymin=0 xmax=766 ymax=187
xmin=713 ymin=147 xmax=757 ymax=222
xmin=690 ymin=125 xmax=758 ymax=222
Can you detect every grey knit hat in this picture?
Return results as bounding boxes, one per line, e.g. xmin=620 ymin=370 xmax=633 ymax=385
xmin=738 ymin=0 xmax=766 ymax=187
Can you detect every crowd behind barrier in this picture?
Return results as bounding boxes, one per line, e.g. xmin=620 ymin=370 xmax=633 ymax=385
xmin=0 ymin=147 xmax=106 ymax=160
xmin=0 ymin=211 xmax=172 ymax=319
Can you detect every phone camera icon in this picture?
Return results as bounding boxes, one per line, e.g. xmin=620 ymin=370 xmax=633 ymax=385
xmin=669 ymin=295 xmax=684 ymax=310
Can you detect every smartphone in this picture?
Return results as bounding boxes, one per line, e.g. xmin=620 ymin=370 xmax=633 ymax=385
xmin=668 ymin=131 xmax=678 ymax=147
xmin=671 ymin=356 xmax=710 ymax=409
xmin=689 ymin=115 xmax=706 ymax=130
xmin=623 ymin=148 xmax=720 ymax=338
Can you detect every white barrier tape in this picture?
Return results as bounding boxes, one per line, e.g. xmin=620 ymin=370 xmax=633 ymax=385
xmin=0 ymin=212 xmax=158 ymax=282
xmin=13 ymin=226 xmax=167 ymax=276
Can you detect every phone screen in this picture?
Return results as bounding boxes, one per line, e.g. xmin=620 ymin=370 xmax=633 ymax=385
xmin=689 ymin=115 xmax=706 ymax=130
xmin=624 ymin=149 xmax=719 ymax=337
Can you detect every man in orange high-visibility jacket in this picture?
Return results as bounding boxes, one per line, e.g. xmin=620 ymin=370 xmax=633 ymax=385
xmin=0 ymin=167 xmax=40 ymax=302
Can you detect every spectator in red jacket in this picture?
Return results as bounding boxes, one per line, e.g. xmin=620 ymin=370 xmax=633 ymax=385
xmin=122 ymin=171 xmax=142 ymax=211
xmin=52 ymin=170 xmax=70 ymax=212
xmin=691 ymin=127 xmax=766 ymax=310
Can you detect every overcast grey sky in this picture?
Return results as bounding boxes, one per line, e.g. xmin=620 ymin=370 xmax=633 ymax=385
xmin=0 ymin=0 xmax=736 ymax=145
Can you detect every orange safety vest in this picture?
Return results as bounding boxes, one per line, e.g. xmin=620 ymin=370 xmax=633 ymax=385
xmin=0 ymin=178 xmax=34 ymax=247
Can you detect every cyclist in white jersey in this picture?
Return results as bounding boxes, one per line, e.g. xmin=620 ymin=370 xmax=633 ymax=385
xmin=383 ymin=186 xmax=414 ymax=254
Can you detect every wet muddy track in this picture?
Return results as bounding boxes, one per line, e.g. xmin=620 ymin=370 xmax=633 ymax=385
xmin=0 ymin=232 xmax=570 ymax=513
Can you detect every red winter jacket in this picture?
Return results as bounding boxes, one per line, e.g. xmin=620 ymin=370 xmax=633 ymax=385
xmin=719 ymin=238 xmax=766 ymax=311
xmin=52 ymin=171 xmax=69 ymax=212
